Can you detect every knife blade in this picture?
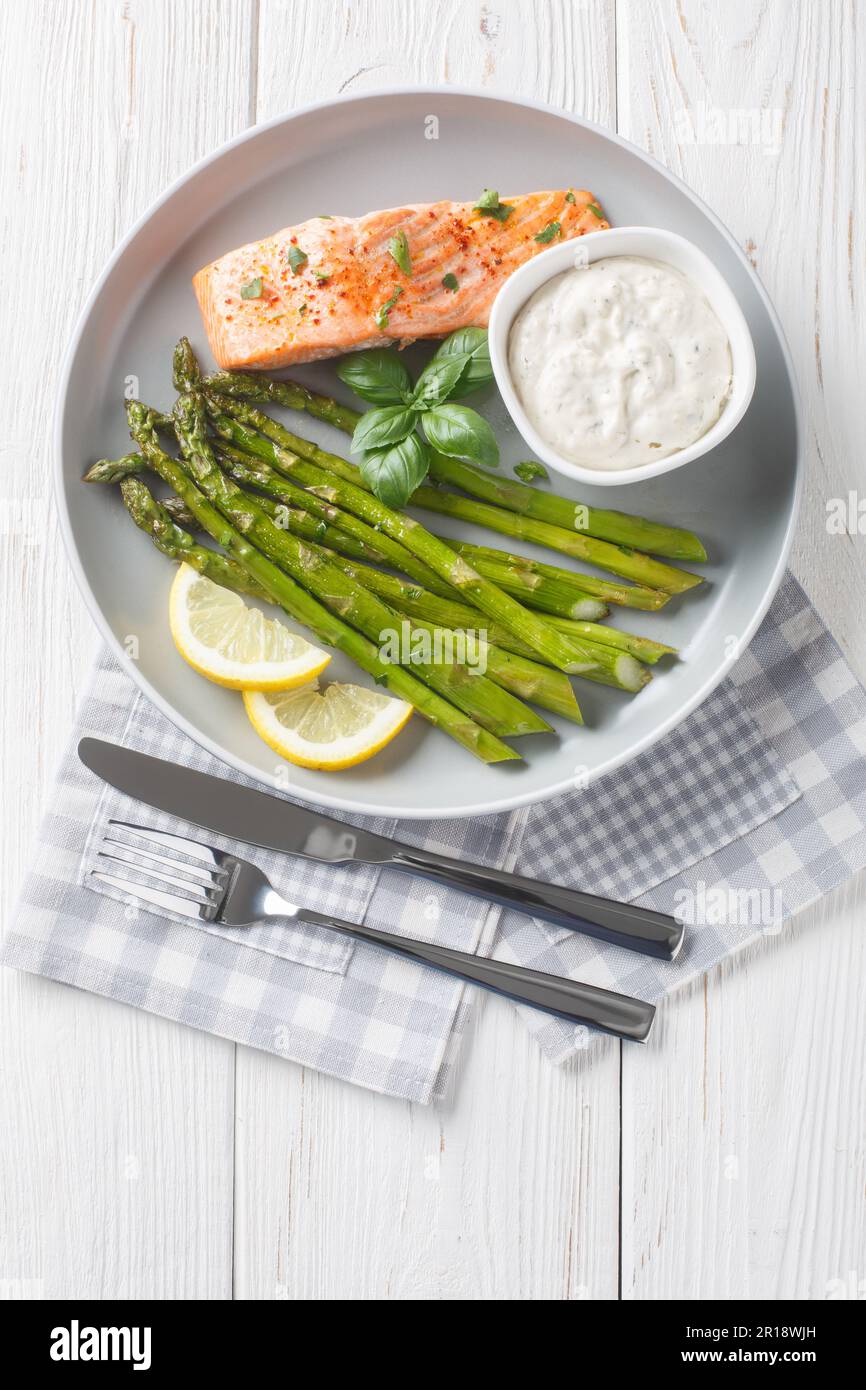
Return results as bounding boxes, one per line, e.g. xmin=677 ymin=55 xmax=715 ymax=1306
xmin=78 ymin=736 xmax=392 ymax=864
xmin=78 ymin=737 xmax=684 ymax=960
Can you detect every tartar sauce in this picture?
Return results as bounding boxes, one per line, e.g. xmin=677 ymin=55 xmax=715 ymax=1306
xmin=508 ymin=255 xmax=732 ymax=469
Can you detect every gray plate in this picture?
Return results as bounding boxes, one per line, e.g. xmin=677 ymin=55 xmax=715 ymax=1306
xmin=55 ymin=89 xmax=801 ymax=820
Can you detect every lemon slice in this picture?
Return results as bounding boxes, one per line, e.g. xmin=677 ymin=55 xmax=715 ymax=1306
xmin=244 ymin=682 xmax=412 ymax=769
xmin=169 ymin=564 xmax=331 ymax=691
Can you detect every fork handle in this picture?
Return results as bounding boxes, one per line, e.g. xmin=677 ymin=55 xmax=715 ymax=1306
xmin=301 ymin=913 xmax=654 ymax=1042
xmin=388 ymin=847 xmax=683 ymax=961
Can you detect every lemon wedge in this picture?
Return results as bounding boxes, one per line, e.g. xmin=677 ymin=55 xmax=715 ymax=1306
xmin=244 ymin=681 xmax=412 ymax=769
xmin=169 ymin=564 xmax=331 ymax=691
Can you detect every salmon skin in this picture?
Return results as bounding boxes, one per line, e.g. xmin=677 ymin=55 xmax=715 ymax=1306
xmin=193 ymin=190 xmax=608 ymax=371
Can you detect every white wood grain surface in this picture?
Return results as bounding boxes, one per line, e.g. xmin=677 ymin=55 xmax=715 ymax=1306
xmin=1 ymin=0 xmax=863 ymax=1301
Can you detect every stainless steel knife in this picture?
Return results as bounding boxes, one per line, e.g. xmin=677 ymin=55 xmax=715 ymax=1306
xmin=78 ymin=737 xmax=684 ymax=961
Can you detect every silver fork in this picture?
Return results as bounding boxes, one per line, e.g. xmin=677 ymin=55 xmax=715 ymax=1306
xmin=91 ymin=821 xmax=656 ymax=1043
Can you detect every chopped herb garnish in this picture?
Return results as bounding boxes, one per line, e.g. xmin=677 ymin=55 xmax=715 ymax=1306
xmin=240 ymin=277 xmax=263 ymax=299
xmin=374 ymin=286 xmax=404 ymax=330
xmin=473 ymin=188 xmax=513 ymax=222
xmin=565 ymin=190 xmax=576 ymax=204
xmin=534 ymin=220 xmax=561 ymax=244
xmin=314 ymin=270 xmax=330 ymax=283
xmin=442 ymin=273 xmax=459 ymax=292
xmin=299 ymin=302 xmax=308 ymax=316
xmin=317 ymin=214 xmax=334 ymax=219
xmin=587 ymin=202 xmax=604 ymax=219
xmin=387 ymin=229 xmax=412 ymax=276
xmin=287 ymin=244 xmax=308 ymax=273
xmin=514 ymin=460 xmax=549 ymax=484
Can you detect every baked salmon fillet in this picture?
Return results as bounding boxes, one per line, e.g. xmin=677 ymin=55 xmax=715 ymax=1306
xmin=193 ymin=190 xmax=608 ymax=370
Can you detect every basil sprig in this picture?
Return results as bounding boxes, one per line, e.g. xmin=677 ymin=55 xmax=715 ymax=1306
xmin=335 ymin=328 xmax=498 ymax=505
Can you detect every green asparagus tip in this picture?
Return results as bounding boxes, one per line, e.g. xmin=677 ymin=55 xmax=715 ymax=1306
xmin=84 ymin=450 xmax=148 ymax=484
xmin=172 ymin=336 xmax=203 ymax=393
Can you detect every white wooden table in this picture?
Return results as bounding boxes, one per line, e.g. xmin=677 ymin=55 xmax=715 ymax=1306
xmin=2 ymin=0 xmax=864 ymax=1301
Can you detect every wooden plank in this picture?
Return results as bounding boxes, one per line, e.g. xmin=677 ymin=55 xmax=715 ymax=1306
xmin=0 ymin=0 xmax=254 ymax=1299
xmin=232 ymin=0 xmax=621 ymax=1302
xmin=234 ymin=993 xmax=621 ymax=1301
xmin=617 ymin=0 xmax=866 ymax=1299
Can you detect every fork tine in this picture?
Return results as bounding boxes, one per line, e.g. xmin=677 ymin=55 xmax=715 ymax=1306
xmin=96 ymin=850 xmax=223 ymax=902
xmin=107 ymin=820 xmax=227 ymax=867
xmin=91 ymin=870 xmax=218 ymax=922
xmin=101 ymin=835 xmax=221 ymax=887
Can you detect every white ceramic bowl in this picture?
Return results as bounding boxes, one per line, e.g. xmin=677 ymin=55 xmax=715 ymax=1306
xmin=488 ymin=225 xmax=757 ymax=488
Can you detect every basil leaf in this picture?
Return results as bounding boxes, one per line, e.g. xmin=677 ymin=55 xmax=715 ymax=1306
xmin=473 ymin=188 xmax=513 ymax=222
xmin=240 ymin=278 xmax=263 ymax=300
xmin=534 ymin=220 xmax=561 ymax=244
xmin=565 ymin=190 xmax=576 ymax=204
xmin=360 ymin=433 xmax=431 ymax=508
xmin=587 ymin=202 xmax=604 ymax=219
xmin=374 ymin=286 xmax=403 ymax=330
xmin=351 ymin=405 xmax=416 ymax=454
xmin=514 ymin=460 xmax=549 ymax=484
xmin=287 ymin=245 xmax=308 ymax=273
xmin=411 ymin=354 xmax=467 ymax=408
xmin=387 ymin=229 xmax=412 ymax=276
xmin=441 ymin=273 xmax=459 ymax=291
xmin=422 ymin=404 xmax=499 ymax=469
xmin=336 ymin=349 xmax=412 ymax=405
xmin=429 ymin=326 xmax=493 ymax=399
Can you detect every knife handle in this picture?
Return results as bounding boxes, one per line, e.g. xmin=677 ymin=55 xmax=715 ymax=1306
xmin=388 ymin=848 xmax=683 ymax=961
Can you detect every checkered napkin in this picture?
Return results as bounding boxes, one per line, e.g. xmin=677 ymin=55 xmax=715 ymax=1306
xmin=3 ymin=574 xmax=865 ymax=1102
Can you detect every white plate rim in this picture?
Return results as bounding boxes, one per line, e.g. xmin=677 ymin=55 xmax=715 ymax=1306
xmin=54 ymin=85 xmax=803 ymax=821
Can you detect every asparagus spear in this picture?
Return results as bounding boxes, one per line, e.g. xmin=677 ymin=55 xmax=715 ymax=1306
xmin=445 ymin=539 xmax=669 ymax=612
xmin=398 ymin=618 xmax=584 ymax=721
xmin=84 ymin=452 xmax=147 ymax=485
xmin=206 ymin=395 xmax=601 ymax=675
xmin=204 ymin=369 xmax=708 ymax=560
xmin=410 ymin=488 xmax=703 ymax=595
xmin=127 ymin=402 xmax=518 ymax=764
xmin=425 ymin=454 xmax=707 ymax=562
xmin=559 ymin=622 xmax=676 ymax=665
xmin=118 ymin=476 xmax=269 ymax=599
